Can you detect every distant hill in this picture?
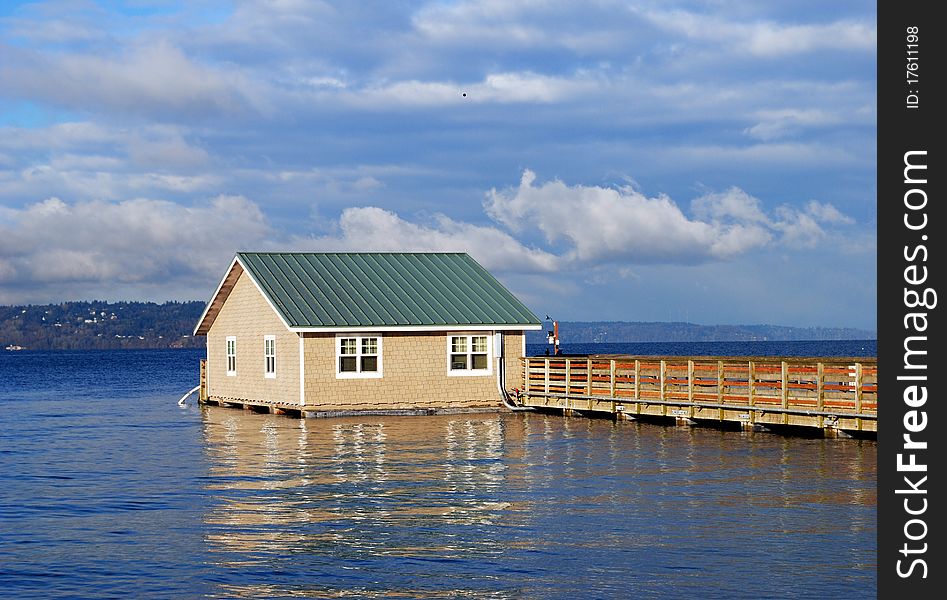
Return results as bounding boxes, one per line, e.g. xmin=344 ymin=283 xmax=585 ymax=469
xmin=526 ymin=321 xmax=876 ymax=344
xmin=1 ymin=302 xmax=875 ymax=351
xmin=0 ymin=301 xmax=205 ymax=350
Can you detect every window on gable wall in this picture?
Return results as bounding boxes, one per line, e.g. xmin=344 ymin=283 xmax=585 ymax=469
xmin=264 ymin=335 xmax=276 ymax=378
xmin=337 ymin=335 xmax=382 ymax=378
xmin=449 ymin=334 xmax=490 ymax=374
xmin=226 ymin=336 xmax=237 ymax=375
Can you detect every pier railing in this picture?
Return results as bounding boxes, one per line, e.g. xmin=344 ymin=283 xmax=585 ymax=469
xmin=520 ymin=355 xmax=877 ymax=433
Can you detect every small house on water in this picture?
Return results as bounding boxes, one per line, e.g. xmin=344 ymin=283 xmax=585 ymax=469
xmin=194 ymin=252 xmax=542 ymax=416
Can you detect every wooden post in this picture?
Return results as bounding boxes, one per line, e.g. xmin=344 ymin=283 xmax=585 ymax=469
xmin=659 ymin=359 xmax=666 ymax=399
xmin=199 ymin=359 xmax=207 ymax=402
xmin=634 ymin=359 xmax=640 ymax=402
xmin=817 ymin=362 xmax=825 ymax=412
xmin=780 ymin=361 xmax=788 ymax=407
xmin=609 ymin=359 xmax=616 ymax=399
xmin=781 ymin=361 xmax=788 ymax=425
xmin=717 ymin=360 xmax=724 ymax=421
xmin=587 ymin=358 xmax=593 ymax=396
xmin=748 ymin=361 xmax=755 ymax=407
xmin=660 ymin=359 xmax=666 ymax=416
xmin=524 ymin=358 xmax=531 ymax=394
xmin=687 ymin=360 xmax=694 ymax=404
xmin=544 ymin=358 xmax=550 ymax=395
xmin=854 ymin=363 xmax=863 ymax=412
xmin=565 ymin=358 xmax=571 ymax=399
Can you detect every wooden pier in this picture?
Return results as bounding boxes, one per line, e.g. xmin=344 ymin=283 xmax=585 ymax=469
xmin=519 ymin=355 xmax=877 ymax=435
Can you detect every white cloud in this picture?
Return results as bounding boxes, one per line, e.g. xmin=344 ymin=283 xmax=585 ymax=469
xmin=413 ymin=0 xmax=554 ymax=46
xmin=0 ymin=41 xmax=255 ymax=117
xmin=486 ymin=170 xmax=775 ymax=264
xmin=411 ymin=0 xmax=641 ymax=55
xmin=0 ymin=172 xmax=865 ymax=308
xmin=743 ymin=108 xmax=844 ymax=141
xmin=0 ymin=122 xmax=218 ymax=202
xmin=0 ymin=195 xmax=269 ymax=301
xmin=692 ymin=187 xmax=857 ymax=249
xmin=804 ymin=200 xmax=855 ymax=225
xmin=691 ymin=186 xmax=769 ymax=224
xmin=486 ymin=171 xmax=857 ymax=263
xmin=640 ymin=9 xmax=876 ymax=57
xmin=0 ymin=122 xmax=120 ymax=152
xmin=294 ymin=206 xmax=559 ymax=274
xmin=332 ymin=71 xmax=596 ymax=108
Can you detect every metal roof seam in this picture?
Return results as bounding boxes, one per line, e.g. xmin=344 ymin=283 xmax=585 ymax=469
xmin=220 ymin=252 xmax=539 ymax=329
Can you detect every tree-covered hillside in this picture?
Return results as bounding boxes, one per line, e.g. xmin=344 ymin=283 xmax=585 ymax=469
xmin=1 ymin=302 xmax=877 ymax=351
xmin=0 ymin=301 xmax=205 ymax=350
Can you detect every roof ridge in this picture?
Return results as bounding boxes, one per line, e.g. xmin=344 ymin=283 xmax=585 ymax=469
xmin=205 ymin=251 xmax=542 ymax=330
xmin=237 ymin=251 xmax=467 ymax=255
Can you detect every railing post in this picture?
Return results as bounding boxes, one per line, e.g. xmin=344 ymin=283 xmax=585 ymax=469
xmin=544 ymin=358 xmax=550 ymax=395
xmin=610 ymin=359 xmax=616 ymax=398
xmin=687 ymin=359 xmax=694 ymax=403
xmin=780 ymin=361 xmax=788 ymax=408
xmin=781 ymin=361 xmax=788 ymax=425
xmin=524 ymin=358 xmax=531 ymax=394
xmin=587 ymin=358 xmax=593 ymax=396
xmin=565 ymin=358 xmax=571 ymax=398
xmin=855 ymin=362 xmax=863 ymax=413
xmin=660 ymin=359 xmax=666 ymax=401
xmin=717 ymin=360 xmax=724 ymax=421
xmin=634 ymin=359 xmax=640 ymax=402
xmin=747 ymin=360 xmax=755 ymax=407
xmin=817 ymin=362 xmax=825 ymax=411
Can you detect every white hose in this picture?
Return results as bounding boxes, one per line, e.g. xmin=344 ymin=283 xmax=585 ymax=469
xmin=177 ymin=385 xmax=200 ymax=406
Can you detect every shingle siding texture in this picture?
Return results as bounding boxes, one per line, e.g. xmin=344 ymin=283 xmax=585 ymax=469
xmin=301 ymin=332 xmax=524 ymax=411
xmin=206 ymin=271 xmax=299 ymax=405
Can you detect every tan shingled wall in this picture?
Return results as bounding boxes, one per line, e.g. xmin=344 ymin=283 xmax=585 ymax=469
xmin=503 ymin=332 xmax=525 ymax=391
xmin=205 ymin=271 xmax=300 ymax=405
xmin=301 ymin=331 xmax=526 ymax=411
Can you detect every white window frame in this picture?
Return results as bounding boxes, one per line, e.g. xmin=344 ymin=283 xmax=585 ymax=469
xmin=226 ymin=336 xmax=237 ymax=376
xmin=447 ymin=333 xmax=492 ymax=376
xmin=336 ymin=334 xmax=383 ymax=379
xmin=264 ymin=335 xmax=276 ymax=378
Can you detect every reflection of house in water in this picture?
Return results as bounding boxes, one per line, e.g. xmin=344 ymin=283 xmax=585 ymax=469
xmin=199 ymin=404 xmax=531 ymax=595
xmin=196 ymin=404 xmax=877 ymax=597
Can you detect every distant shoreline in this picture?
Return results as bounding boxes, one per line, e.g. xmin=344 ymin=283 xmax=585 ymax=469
xmin=2 ymin=301 xmax=874 ymax=351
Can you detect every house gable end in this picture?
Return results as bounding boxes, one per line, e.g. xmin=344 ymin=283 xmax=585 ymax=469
xmin=194 ymin=256 xmax=293 ymax=336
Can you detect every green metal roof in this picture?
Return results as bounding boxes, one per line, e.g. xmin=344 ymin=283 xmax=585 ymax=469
xmin=236 ymin=252 xmax=541 ymax=329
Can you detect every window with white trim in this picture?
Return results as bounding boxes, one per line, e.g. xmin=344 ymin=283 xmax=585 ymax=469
xmin=264 ymin=335 xmax=276 ymax=378
xmin=448 ymin=334 xmax=491 ymax=375
xmin=226 ymin=336 xmax=237 ymax=376
xmin=336 ymin=335 xmax=382 ymax=378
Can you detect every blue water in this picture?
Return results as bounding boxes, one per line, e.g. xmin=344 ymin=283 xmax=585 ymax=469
xmin=0 ymin=344 xmax=876 ymax=598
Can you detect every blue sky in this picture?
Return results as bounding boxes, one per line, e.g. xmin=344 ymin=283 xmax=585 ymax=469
xmin=0 ymin=0 xmax=877 ymax=329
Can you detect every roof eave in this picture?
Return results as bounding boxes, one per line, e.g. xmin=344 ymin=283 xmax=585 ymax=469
xmin=192 ymin=255 xmax=241 ymax=336
xmin=290 ymin=323 xmax=543 ymax=333
xmin=193 ymin=254 xmax=296 ymax=336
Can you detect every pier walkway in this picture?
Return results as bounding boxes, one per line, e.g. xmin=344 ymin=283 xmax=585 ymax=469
xmin=518 ymin=355 xmax=877 ymax=435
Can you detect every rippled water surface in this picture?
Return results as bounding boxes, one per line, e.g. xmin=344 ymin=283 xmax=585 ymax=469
xmin=0 ymin=348 xmax=876 ymax=598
